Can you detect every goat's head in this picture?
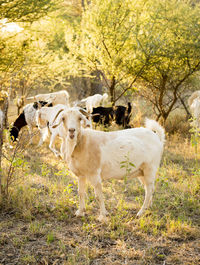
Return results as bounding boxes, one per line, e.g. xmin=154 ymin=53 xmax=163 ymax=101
xmin=52 ymin=108 xmax=90 ymax=141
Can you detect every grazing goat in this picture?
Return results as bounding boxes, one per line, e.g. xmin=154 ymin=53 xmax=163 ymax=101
xmin=81 ymin=93 xmax=108 ymax=113
xmin=36 ymin=105 xmax=92 ymax=158
xmin=52 ymin=108 xmax=165 ymax=221
xmin=188 ymin=90 xmax=200 ymax=127
xmin=91 ymin=102 xmax=132 ymax=128
xmin=10 ymin=101 xmax=51 ymax=144
xmin=27 ymin=90 xmax=70 ymax=107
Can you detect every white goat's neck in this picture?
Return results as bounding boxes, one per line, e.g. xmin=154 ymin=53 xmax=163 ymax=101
xmin=66 ymin=139 xmax=76 ymax=162
xmin=65 ymin=130 xmax=82 ymax=163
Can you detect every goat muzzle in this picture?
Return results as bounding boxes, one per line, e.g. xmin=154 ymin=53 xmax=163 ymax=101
xmin=69 ymin=128 xmax=75 ymax=139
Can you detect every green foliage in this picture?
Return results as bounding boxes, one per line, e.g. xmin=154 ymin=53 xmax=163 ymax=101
xmin=65 ymin=0 xmax=200 ymax=117
xmin=129 ymin=0 xmax=200 ymax=121
xmin=0 ymin=0 xmax=57 ymax=23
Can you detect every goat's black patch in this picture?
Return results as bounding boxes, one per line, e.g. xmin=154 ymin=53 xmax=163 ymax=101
xmin=10 ymin=111 xmax=27 ymax=141
xmin=33 ymin=101 xmax=49 ymax=109
xmin=33 ymin=102 xmax=39 ymax=109
xmin=39 ymin=101 xmax=49 ymax=107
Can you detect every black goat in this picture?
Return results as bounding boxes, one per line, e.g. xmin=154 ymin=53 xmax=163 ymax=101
xmin=10 ymin=101 xmax=51 ymax=141
xmin=91 ymin=102 xmax=132 ymax=128
xmin=91 ymin=106 xmax=114 ymax=126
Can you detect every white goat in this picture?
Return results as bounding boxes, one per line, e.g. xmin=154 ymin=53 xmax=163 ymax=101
xmin=36 ymin=105 xmax=92 ymax=158
xmin=36 ymin=104 xmax=68 ymax=157
xmin=52 ymin=108 xmax=165 ymax=221
xmin=81 ymin=93 xmax=108 ymax=113
xmin=27 ymin=90 xmax=70 ymax=107
xmin=188 ymin=90 xmax=200 ymax=127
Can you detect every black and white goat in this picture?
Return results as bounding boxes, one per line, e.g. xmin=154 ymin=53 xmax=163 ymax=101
xmin=10 ymin=101 xmax=52 ymax=144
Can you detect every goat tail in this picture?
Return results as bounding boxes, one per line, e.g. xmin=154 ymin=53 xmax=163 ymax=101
xmin=188 ymin=91 xmax=200 ymax=107
xmin=145 ymin=118 xmax=165 ymax=144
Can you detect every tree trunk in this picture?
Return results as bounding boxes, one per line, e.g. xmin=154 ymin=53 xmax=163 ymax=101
xmin=90 ymin=70 xmax=103 ymax=95
xmin=110 ymin=76 xmax=116 ymax=106
xmin=179 ymin=95 xmax=191 ymax=118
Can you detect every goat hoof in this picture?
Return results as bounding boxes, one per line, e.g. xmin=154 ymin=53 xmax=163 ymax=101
xmin=75 ymin=209 xmax=85 ymax=217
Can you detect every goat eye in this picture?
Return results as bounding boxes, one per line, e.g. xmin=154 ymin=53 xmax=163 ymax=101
xmin=62 ymin=117 xmax=65 ymax=121
xmin=79 ymin=117 xmax=82 ymax=121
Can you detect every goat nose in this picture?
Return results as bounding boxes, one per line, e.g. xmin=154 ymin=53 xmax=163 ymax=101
xmin=69 ymin=128 xmax=75 ymax=133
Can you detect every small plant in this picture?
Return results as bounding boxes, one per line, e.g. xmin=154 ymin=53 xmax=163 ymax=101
xmin=29 ymin=221 xmax=44 ymax=235
xmin=47 ymin=231 xmax=55 ymax=243
xmin=21 ymin=255 xmax=36 ymax=263
xmin=120 ymin=152 xmax=135 ymax=190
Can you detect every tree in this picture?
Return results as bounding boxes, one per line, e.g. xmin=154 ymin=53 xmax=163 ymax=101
xmin=66 ymin=0 xmax=200 ymax=121
xmin=123 ymin=0 xmax=200 ymax=123
xmin=66 ymin=0 xmax=147 ymax=105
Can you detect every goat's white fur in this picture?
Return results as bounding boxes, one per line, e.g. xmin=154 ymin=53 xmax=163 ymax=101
xmin=53 ymin=108 xmax=165 ymax=220
xmin=81 ymin=93 xmax=108 ymax=113
xmin=27 ymin=90 xmax=70 ymax=107
xmin=188 ymin=90 xmax=200 ymax=127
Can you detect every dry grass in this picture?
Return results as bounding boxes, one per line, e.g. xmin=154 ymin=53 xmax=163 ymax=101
xmin=0 ymin=121 xmax=200 ymax=264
